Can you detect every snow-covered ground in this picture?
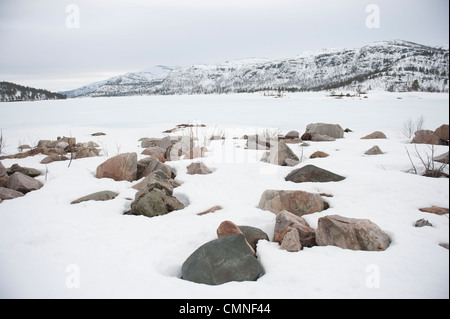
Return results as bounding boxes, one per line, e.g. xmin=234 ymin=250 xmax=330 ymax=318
xmin=0 ymin=92 xmax=448 ymax=299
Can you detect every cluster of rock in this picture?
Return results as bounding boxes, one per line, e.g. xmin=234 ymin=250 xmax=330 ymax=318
xmin=181 ymin=221 xmax=268 ymax=285
xmin=0 ymin=136 xmax=101 ymax=164
xmin=93 ymin=152 xmax=184 ymax=217
xmin=411 ymin=124 xmax=449 ymax=146
xmin=273 ymin=211 xmax=391 ymax=252
xmin=181 ymin=160 xmax=391 ymax=286
xmin=140 ymin=135 xmax=206 ymax=162
xmin=0 ymin=162 xmax=43 ymax=203
xmin=409 ymin=124 xmax=449 ymax=167
xmin=256 ymin=164 xmax=390 ymax=253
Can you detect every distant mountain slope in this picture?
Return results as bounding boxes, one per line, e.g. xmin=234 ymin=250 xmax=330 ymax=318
xmin=65 ymin=40 xmax=449 ymax=97
xmin=0 ymin=81 xmax=67 ymax=102
xmin=61 ymin=65 xmax=178 ymax=98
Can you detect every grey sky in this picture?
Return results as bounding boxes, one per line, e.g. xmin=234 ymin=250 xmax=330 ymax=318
xmin=0 ymin=0 xmax=448 ymax=92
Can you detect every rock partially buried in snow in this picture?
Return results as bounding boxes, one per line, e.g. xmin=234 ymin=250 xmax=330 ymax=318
xmin=273 ymin=210 xmax=316 ymax=247
xmin=187 ymin=162 xmax=212 ymax=175
xmin=285 ymin=130 xmax=300 ymax=139
xmin=5 ymin=172 xmax=43 ymax=194
xmin=181 ymin=234 xmax=264 ymax=285
xmin=128 ymin=176 xmax=184 ymax=218
xmin=411 ymin=130 xmax=444 ymax=145
xmin=364 ymin=145 xmax=384 ymax=155
xmin=137 ymin=156 xmax=172 ymax=180
xmin=434 ymin=124 xmax=449 ymax=142
xmin=311 ymin=134 xmax=336 ymax=142
xmin=305 ymin=123 xmax=344 ymax=139
xmin=141 ymin=146 xmax=167 ymax=163
xmin=419 ymin=206 xmax=449 ymax=215
xmin=71 ymin=190 xmax=119 ymax=204
xmin=258 ymin=190 xmax=327 ymax=217
xmin=0 ymin=186 xmax=24 ymax=200
xmin=40 ymin=154 xmax=69 ymax=164
xmin=433 ymin=152 xmax=449 ymax=164
xmin=310 ymin=151 xmax=329 ymax=159
xmin=285 ymin=164 xmax=345 ymax=183
xmin=6 ymin=164 xmax=41 ymax=177
xmin=361 ymin=131 xmax=387 ymax=139
xmin=197 ymin=205 xmax=223 ymax=216
xmin=96 ymin=152 xmax=137 ymax=182
xmin=260 ymin=140 xmax=299 ymax=166
xmin=280 ymin=228 xmax=302 ymax=252
xmin=75 ymin=147 xmax=99 ymax=159
xmin=237 ymin=225 xmax=269 ymax=252
xmin=316 ymin=214 xmax=391 ymax=251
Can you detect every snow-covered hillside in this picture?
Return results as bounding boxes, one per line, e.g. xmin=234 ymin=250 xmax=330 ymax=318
xmin=0 ymin=92 xmax=448 ymax=299
xmin=63 ymin=40 xmax=449 ymax=98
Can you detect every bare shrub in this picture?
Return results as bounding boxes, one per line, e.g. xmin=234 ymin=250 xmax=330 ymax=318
xmin=0 ymin=129 xmax=5 ymax=154
xmin=405 ymin=144 xmax=448 ymax=178
xmin=402 ymin=115 xmax=424 ymax=139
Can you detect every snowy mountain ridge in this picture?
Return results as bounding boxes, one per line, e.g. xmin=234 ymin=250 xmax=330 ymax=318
xmin=62 ymin=40 xmax=449 ymax=97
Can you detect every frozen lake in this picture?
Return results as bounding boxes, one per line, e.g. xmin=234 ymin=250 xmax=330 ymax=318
xmin=1 ymin=92 xmax=448 ymax=133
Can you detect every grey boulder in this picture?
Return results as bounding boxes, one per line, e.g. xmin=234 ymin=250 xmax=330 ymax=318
xmin=181 ymin=234 xmax=264 ymax=285
xmin=306 ymin=123 xmax=344 ymax=139
xmin=285 ymin=164 xmax=345 ymax=183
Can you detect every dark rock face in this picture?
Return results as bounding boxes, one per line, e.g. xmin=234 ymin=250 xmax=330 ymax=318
xmin=129 ymin=176 xmax=184 ymax=218
xmin=181 ymin=234 xmax=264 ymax=285
xmin=285 ymin=165 xmax=345 ymax=183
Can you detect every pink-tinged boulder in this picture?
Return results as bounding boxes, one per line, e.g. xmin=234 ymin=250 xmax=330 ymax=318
xmin=273 ymin=210 xmax=316 ymax=247
xmin=316 ymin=214 xmax=391 ymax=251
xmin=197 ymin=205 xmax=223 ymax=216
xmin=141 ymin=146 xmax=167 ymax=163
xmin=5 ymin=172 xmax=43 ymax=194
xmin=361 ymin=131 xmax=387 ymax=139
xmin=96 ymin=152 xmax=137 ymax=182
xmin=434 ymin=124 xmax=449 ymax=141
xmin=258 ymin=190 xmax=327 ymax=217
xmin=411 ymin=130 xmax=445 ymax=145
xmin=419 ymin=206 xmax=449 ymax=215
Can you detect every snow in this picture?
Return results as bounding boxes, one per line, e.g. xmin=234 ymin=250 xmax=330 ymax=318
xmin=0 ymin=92 xmax=448 ymax=299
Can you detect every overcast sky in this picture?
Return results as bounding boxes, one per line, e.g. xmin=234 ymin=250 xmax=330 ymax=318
xmin=0 ymin=0 xmax=448 ymax=92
